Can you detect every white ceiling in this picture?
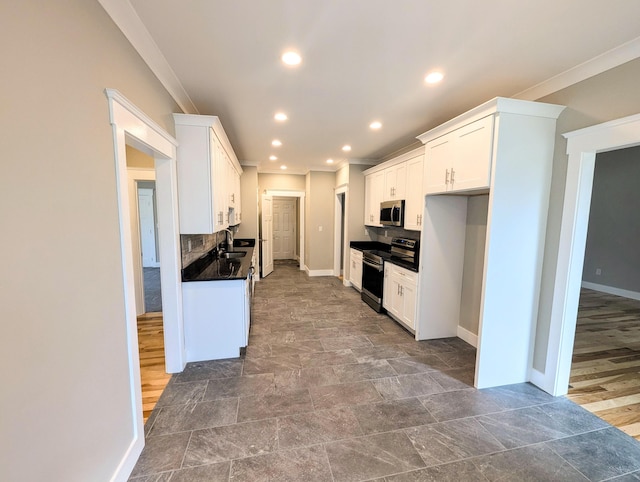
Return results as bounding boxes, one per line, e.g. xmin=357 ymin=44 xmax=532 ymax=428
xmin=118 ymin=0 xmax=640 ymax=174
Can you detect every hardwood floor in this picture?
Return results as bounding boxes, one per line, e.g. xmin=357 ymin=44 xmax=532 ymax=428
xmin=137 ymin=312 xmax=171 ymax=422
xmin=567 ymin=289 xmax=640 ymax=441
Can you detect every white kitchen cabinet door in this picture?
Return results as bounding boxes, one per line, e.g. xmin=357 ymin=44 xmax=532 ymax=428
xmin=404 ymin=154 xmax=424 ymax=231
xmin=384 ymin=162 xmax=407 ymax=201
xmin=424 ymin=132 xmax=454 ymax=194
xmin=364 ymin=171 xmax=384 ymax=226
xmin=349 ymin=248 xmax=363 ymax=291
xmin=451 ymin=115 xmax=494 ymax=193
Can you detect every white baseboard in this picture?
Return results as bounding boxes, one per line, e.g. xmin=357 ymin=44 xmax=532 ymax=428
xmin=581 ymin=281 xmax=640 ymax=301
xmin=528 ymin=367 xmax=566 ymax=397
xmin=343 ymin=279 xmax=353 ymax=287
xmin=307 ymin=268 xmax=335 ymax=277
xmin=110 ymin=435 xmax=143 ymax=482
xmin=456 ymin=325 xmax=478 ymax=348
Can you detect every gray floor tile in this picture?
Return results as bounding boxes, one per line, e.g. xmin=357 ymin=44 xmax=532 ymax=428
xmin=436 ymin=349 xmax=477 ymax=368
xmin=354 ymin=398 xmax=436 ymax=434
xmin=149 ymin=399 xmax=238 ymax=435
xmin=609 ymin=471 xmax=640 ymax=481
xmin=203 ymin=373 xmax=275 ymax=400
xmin=419 ymin=388 xmax=503 ymax=422
xmin=547 ymin=427 xmax=640 ymax=481
xmin=368 ymin=333 xmax=416 ymax=346
xmin=229 ymin=445 xmax=333 ymax=482
xmin=480 ymin=382 xmax=555 ymax=409
xmin=129 ymin=472 xmax=173 ymax=481
xmin=310 ymin=380 xmax=382 ymax=409
xmin=351 ymin=345 xmax=409 ymax=362
xmin=473 ymin=443 xmax=589 ymax=481
xmin=156 ymin=380 xmax=207 ymax=407
xmin=277 ymin=406 xmax=363 ymax=449
xmin=130 ymin=432 xmax=191 ymax=478
xmin=172 ymin=358 xmax=243 ymax=383
xmin=167 ymin=462 xmax=230 ymax=482
xmin=477 ymin=405 xmax=577 ymax=449
xmin=373 ymin=373 xmax=446 ymax=400
xmin=183 ymin=419 xmax=277 ymax=465
xmin=383 ymin=459 xmax=487 ymax=481
xmin=270 ymin=339 xmax=325 ymax=355
xmin=242 ymin=353 xmax=302 ymax=375
xmin=405 ymin=417 xmax=505 ymax=466
xmin=535 ymin=398 xmax=611 ymax=435
xmin=325 ymin=431 xmax=426 ymax=482
xmin=274 ymin=367 xmax=340 ymax=391
xmin=428 ymin=367 xmax=475 ymax=391
xmin=387 ymin=355 xmax=450 ymax=375
xmin=299 ymin=349 xmax=357 ymax=367
xmin=333 ymin=359 xmax=398 ymax=382
xmin=237 ymin=388 xmax=313 ymax=422
xmin=321 ymin=335 xmax=374 ymax=350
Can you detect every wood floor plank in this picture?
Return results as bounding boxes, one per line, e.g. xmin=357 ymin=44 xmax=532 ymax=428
xmin=567 ymin=289 xmax=640 ymax=441
xmin=137 ymin=314 xmax=171 ymax=422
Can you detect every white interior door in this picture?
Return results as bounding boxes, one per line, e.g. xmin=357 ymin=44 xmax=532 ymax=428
xmin=138 ymin=187 xmax=159 ymax=267
xmin=273 ymin=197 xmax=295 ymax=260
xmin=261 ymin=194 xmax=274 ymax=277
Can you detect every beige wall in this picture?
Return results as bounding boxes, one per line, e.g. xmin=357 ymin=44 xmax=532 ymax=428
xmin=236 ymin=166 xmax=259 ymax=241
xmin=0 ymin=1 xmax=180 ymax=480
xmin=306 ymin=171 xmax=336 ymax=271
xmin=126 ymin=144 xmax=155 ymax=168
xmin=258 ymin=173 xmax=306 ymax=192
xmin=533 ymin=58 xmax=640 ymax=371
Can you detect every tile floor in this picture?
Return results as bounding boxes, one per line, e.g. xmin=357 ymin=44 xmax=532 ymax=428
xmin=130 ymin=262 xmax=640 ymax=481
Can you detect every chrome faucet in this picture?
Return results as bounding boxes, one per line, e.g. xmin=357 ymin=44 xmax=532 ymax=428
xmin=222 ymin=228 xmax=234 ymax=251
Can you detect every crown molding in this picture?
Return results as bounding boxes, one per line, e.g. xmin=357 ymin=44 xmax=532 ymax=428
xmin=98 ymin=0 xmax=198 ymax=114
xmin=514 ymin=35 xmax=640 ymax=101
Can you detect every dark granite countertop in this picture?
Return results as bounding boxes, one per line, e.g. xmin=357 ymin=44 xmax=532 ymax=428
xmin=349 ymin=240 xmax=418 ymax=273
xmin=182 ymin=246 xmax=255 ymax=282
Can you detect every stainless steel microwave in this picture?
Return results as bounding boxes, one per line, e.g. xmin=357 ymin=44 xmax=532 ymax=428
xmin=380 ymin=200 xmax=404 ymax=227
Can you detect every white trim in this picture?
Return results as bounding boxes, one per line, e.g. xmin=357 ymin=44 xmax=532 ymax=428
xmin=515 ymin=36 xmax=640 ymax=101
xmin=528 ymin=368 xmax=549 ymax=392
xmin=456 ymin=325 xmax=478 ymax=348
xmin=581 ymin=281 xmax=640 ymax=302
xmin=98 ymin=0 xmax=197 ymax=114
xmin=544 ymin=111 xmax=640 ymax=397
xmin=334 ymin=186 xmax=348 ymax=279
xmin=363 ymin=146 xmax=425 ymax=175
xmin=105 ymin=89 xmax=184 ymax=482
xmin=266 ymin=190 xmax=305 ymax=271
xmin=307 ymin=269 xmax=335 ymax=277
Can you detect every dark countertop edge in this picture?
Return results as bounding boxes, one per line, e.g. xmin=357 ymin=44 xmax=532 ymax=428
xmin=386 ymin=258 xmax=419 ymax=273
xmin=349 ymin=241 xmax=390 ymax=252
xmin=182 ymin=246 xmax=255 ymax=282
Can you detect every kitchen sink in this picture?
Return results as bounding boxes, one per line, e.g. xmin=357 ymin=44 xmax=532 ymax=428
xmin=220 ymin=251 xmax=246 ymax=259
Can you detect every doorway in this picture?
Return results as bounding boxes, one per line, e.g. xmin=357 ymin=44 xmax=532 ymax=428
xmin=262 ymin=190 xmax=305 ymax=276
xmin=138 ymin=182 xmax=162 ymax=313
xmin=273 ymin=197 xmax=297 ymax=261
xmin=333 ymin=187 xmax=347 ymax=280
xmin=540 ymin=111 xmax=640 ymax=398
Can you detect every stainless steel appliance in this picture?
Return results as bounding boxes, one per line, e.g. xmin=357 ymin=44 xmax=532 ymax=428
xmin=380 ymin=200 xmax=405 ymax=227
xmin=361 ymin=237 xmax=419 ymax=312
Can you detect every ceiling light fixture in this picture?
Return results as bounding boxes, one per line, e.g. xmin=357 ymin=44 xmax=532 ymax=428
xmin=274 ymin=112 xmax=288 ymax=121
xmin=281 ymin=51 xmax=301 ymax=66
xmin=342 ymin=145 xmax=351 ymax=152
xmin=326 ymin=159 xmax=334 ymax=164
xmin=272 ymin=139 xmax=282 ymax=147
xmin=269 ymin=155 xmax=277 ymax=161
xmin=425 ymin=71 xmax=444 ymax=84
xmin=369 ymin=121 xmax=382 ymax=130
xmin=280 ymin=165 xmax=287 ymax=170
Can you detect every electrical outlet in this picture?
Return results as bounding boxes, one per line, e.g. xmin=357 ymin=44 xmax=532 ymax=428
xmin=187 ymin=239 xmax=192 ymax=252
xmin=318 ymin=225 xmax=323 ymax=232
xmin=595 ymin=268 xmax=602 ymax=275
xmin=385 ymin=230 xmax=388 ymax=237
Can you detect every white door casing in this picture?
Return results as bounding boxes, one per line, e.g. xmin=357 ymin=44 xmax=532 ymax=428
xmin=265 ymin=190 xmax=306 ymax=272
xmin=105 ymin=89 xmax=183 ymax=482
xmin=537 ymin=112 xmax=640 ymax=396
xmin=261 ymin=194 xmax=274 ymax=277
xmin=273 ymin=197 xmax=296 ymax=260
xmin=334 ymin=185 xmax=348 ymax=281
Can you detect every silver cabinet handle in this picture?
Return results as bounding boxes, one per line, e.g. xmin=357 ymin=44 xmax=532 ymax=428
xmin=451 ymin=168 xmax=455 ymax=184
xmin=445 ymin=168 xmax=450 ymax=185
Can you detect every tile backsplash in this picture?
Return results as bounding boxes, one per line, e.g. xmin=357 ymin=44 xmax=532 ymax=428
xmin=180 ymin=232 xmax=226 ymax=269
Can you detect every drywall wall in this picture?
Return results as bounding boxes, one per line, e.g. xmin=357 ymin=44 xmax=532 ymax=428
xmin=307 ymin=171 xmax=336 ymax=271
xmin=582 ymin=146 xmax=640 ymax=292
xmin=533 ymin=57 xmax=640 ymax=372
xmin=258 ymin=173 xmax=306 ymax=192
xmin=0 ymin=1 xmax=180 ymax=480
xmin=235 ymin=166 xmax=258 ymax=241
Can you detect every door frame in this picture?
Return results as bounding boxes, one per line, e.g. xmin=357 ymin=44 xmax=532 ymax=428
xmin=106 ymin=89 xmax=184 ymax=479
xmin=265 ymin=190 xmax=306 ymax=271
xmin=333 ymin=185 xmax=348 ymax=280
xmin=272 ymin=196 xmax=297 ymax=260
xmin=537 ymin=112 xmax=640 ymax=396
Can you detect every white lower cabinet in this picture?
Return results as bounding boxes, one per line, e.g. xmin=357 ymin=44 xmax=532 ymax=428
xmin=349 ymin=248 xmax=363 ymax=291
xmin=383 ymin=263 xmax=418 ymax=331
xmin=182 ymin=279 xmax=249 ymax=362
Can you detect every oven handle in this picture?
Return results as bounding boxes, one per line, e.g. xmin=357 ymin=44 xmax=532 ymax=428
xmin=362 ymin=259 xmax=384 ymax=272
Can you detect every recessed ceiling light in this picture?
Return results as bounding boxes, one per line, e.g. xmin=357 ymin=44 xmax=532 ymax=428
xmin=281 ymin=51 xmax=301 ymax=66
xmin=369 ymin=121 xmax=382 ymax=130
xmin=280 ymin=165 xmax=287 ymax=170
xmin=274 ymin=112 xmax=288 ymax=121
xmin=326 ymin=159 xmax=334 ymax=164
xmin=425 ymin=71 xmax=444 ymax=84
xmin=342 ymin=145 xmax=351 ymax=152
xmin=269 ymin=155 xmax=277 ymax=161
xmin=272 ymin=139 xmax=282 ymax=147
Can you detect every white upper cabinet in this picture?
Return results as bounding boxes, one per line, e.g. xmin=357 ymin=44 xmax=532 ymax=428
xmin=364 ymin=170 xmax=384 ymax=226
xmin=174 ymin=114 xmax=243 ymax=234
xmin=383 ymin=162 xmax=406 ymax=201
xmin=423 ymin=115 xmax=494 ymax=195
xmin=403 ymin=149 xmax=425 ymax=231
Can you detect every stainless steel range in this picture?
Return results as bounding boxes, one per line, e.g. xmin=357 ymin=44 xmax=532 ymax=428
xmin=361 ymin=237 xmax=419 ymax=312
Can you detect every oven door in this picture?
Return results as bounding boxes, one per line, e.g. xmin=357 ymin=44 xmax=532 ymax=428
xmin=361 ymin=258 xmax=384 ymax=305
